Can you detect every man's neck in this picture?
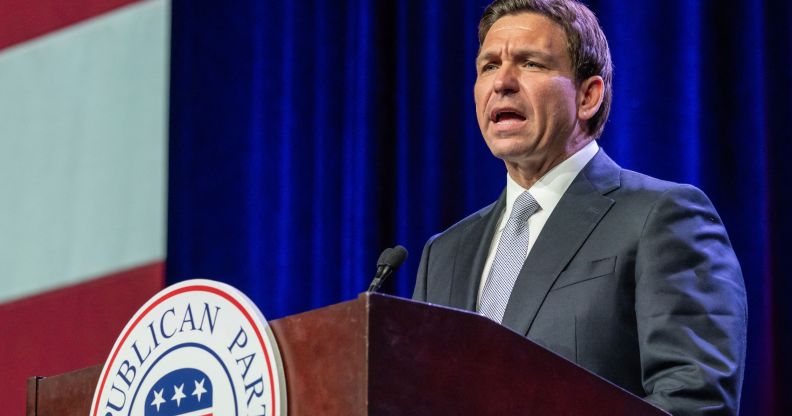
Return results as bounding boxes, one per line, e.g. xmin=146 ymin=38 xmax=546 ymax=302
xmin=504 ymin=137 xmax=595 ymax=189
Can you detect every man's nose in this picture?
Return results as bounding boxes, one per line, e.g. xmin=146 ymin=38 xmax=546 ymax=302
xmin=493 ymin=64 xmax=519 ymax=95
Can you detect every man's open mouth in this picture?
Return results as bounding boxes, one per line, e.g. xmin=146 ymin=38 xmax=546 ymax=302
xmin=492 ymin=109 xmax=527 ymax=123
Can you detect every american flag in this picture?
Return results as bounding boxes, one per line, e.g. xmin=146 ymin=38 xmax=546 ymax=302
xmin=145 ymin=368 xmax=213 ymax=416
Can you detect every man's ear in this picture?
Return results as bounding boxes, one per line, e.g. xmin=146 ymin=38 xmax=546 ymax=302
xmin=577 ymin=75 xmax=604 ymax=122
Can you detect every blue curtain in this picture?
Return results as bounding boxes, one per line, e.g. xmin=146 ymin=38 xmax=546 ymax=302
xmin=167 ymin=1 xmax=789 ymax=413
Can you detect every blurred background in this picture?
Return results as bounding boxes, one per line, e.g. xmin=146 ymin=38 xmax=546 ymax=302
xmin=0 ymin=0 xmax=788 ymax=413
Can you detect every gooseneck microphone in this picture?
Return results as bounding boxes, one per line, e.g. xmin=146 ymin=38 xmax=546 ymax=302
xmin=367 ymin=245 xmax=408 ymax=292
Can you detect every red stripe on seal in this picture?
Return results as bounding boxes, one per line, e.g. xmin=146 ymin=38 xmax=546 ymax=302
xmin=0 ymin=0 xmax=145 ymax=51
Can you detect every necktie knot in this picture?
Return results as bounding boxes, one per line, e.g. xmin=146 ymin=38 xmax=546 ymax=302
xmin=510 ymin=191 xmax=540 ymax=223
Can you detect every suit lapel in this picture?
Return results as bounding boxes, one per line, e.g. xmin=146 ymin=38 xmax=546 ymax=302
xmin=500 ymin=150 xmax=621 ymax=335
xmin=447 ymin=191 xmax=506 ymax=311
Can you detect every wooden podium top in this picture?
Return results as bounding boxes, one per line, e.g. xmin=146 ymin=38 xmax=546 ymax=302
xmin=28 ymin=293 xmax=668 ymax=415
xmin=27 ymin=365 xmax=101 ymax=416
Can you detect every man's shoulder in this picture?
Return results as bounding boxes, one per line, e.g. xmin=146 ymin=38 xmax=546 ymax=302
xmin=618 ymin=168 xmax=681 ymax=193
xmin=598 ymin=166 xmax=721 ymax=228
xmin=611 ymin=167 xmax=708 ymax=203
xmin=585 ymin=148 xmax=705 ymax=201
xmin=584 ymin=150 xmax=718 ymax=218
xmin=427 ymin=199 xmax=500 ymax=248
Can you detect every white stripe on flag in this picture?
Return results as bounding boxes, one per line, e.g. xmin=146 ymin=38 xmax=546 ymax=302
xmin=0 ymin=0 xmax=169 ymax=302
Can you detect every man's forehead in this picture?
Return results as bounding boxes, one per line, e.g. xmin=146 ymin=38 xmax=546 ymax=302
xmin=489 ymin=21 xmax=540 ymax=34
xmin=486 ymin=12 xmax=563 ymax=39
xmin=480 ymin=13 xmax=566 ymax=54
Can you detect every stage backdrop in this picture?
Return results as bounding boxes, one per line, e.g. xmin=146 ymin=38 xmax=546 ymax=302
xmin=167 ymin=1 xmax=790 ymax=414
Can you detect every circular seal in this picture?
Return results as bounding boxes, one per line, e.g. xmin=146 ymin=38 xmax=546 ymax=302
xmin=90 ymin=279 xmax=286 ymax=416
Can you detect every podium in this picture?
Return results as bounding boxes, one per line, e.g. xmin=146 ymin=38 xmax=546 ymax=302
xmin=27 ymin=293 xmax=667 ymax=415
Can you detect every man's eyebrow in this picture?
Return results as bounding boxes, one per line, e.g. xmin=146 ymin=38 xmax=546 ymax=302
xmin=476 ymin=51 xmax=500 ymax=65
xmin=514 ymin=49 xmax=554 ymax=61
xmin=476 ymin=48 xmax=555 ymax=65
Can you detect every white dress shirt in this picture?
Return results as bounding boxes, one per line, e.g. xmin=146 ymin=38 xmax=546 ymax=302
xmin=477 ymin=140 xmax=600 ymax=305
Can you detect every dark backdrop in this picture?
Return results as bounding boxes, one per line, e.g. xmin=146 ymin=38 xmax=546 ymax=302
xmin=167 ymin=1 xmax=790 ymax=413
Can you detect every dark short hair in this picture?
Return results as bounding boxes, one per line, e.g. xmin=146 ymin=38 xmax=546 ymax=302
xmin=478 ymin=0 xmax=613 ymax=139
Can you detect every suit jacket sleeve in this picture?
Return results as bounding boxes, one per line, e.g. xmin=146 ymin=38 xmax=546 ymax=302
xmin=412 ymin=235 xmax=435 ymax=302
xmin=636 ymin=184 xmax=747 ymax=415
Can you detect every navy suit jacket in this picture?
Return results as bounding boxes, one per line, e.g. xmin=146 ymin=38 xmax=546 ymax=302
xmin=413 ymin=149 xmax=747 ymax=415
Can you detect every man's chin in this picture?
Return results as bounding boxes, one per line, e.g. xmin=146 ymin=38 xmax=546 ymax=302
xmin=485 ymin=141 xmax=535 ymax=162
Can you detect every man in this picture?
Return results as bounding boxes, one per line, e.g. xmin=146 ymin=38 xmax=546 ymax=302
xmin=412 ymin=1 xmax=747 ymax=415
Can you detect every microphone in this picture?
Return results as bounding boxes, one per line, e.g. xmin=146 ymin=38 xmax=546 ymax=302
xmin=367 ymin=245 xmax=409 ymax=293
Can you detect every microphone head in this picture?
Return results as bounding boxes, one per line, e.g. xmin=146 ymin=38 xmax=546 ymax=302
xmin=377 ymin=245 xmax=409 ymax=269
xmin=369 ymin=245 xmax=409 ymax=292
xmin=390 ymin=245 xmax=408 ymax=268
xmin=376 ymin=247 xmax=394 ymax=267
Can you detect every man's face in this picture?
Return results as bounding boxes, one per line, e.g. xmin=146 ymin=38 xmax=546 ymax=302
xmin=474 ymin=12 xmax=581 ymax=165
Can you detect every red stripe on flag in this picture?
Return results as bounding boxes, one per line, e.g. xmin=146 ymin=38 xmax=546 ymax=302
xmin=0 ymin=0 xmax=145 ymax=51
xmin=0 ymin=261 xmax=164 ymax=414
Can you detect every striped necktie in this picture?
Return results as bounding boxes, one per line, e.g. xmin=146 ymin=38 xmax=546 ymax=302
xmin=479 ymin=191 xmax=540 ymax=323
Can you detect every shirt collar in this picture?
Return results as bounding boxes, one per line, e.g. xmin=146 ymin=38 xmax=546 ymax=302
xmin=500 ymin=140 xmax=600 ymax=230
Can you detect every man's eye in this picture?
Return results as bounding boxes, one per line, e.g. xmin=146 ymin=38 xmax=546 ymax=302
xmin=524 ymin=61 xmax=543 ymax=68
xmin=481 ymin=63 xmax=498 ymax=72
